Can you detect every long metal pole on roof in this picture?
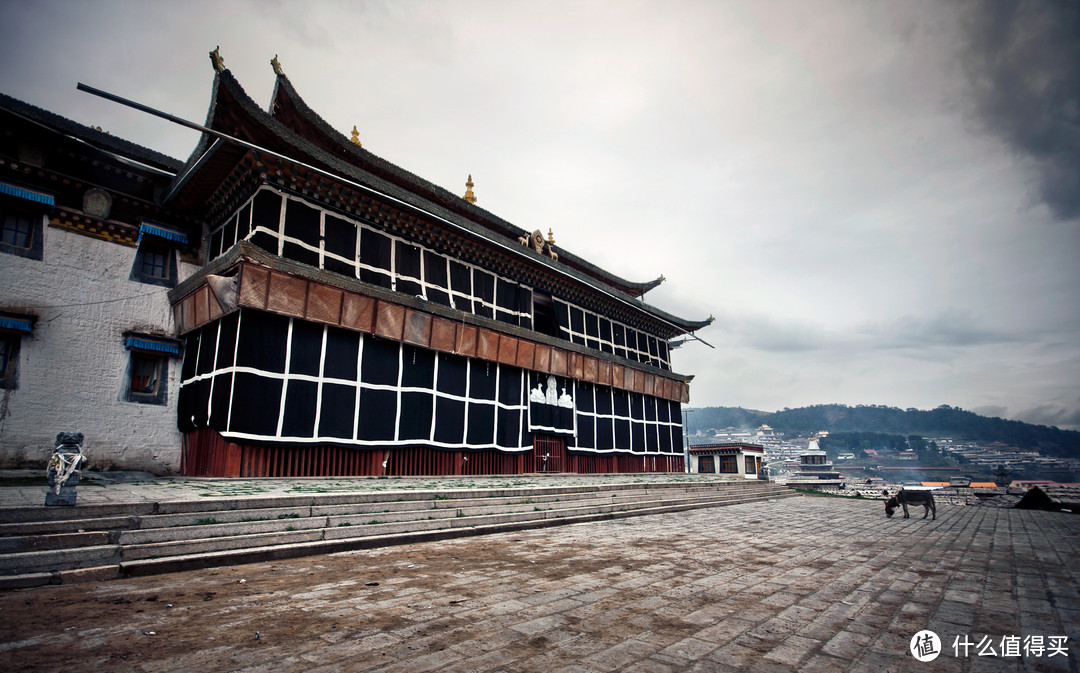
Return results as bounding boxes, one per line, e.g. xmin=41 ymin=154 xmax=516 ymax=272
xmin=77 ymin=81 xmax=715 ymax=350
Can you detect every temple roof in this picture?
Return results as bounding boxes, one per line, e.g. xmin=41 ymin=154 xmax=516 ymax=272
xmin=166 ymin=64 xmax=711 ymax=338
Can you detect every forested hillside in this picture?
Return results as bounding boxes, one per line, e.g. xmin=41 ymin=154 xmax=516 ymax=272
xmin=686 ymin=404 xmax=1080 ymax=458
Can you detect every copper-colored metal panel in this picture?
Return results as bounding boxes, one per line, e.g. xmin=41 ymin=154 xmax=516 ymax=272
xmin=622 ymin=367 xmax=635 ymax=393
xmin=172 ymin=303 xmax=186 ymax=335
xmin=194 ymin=286 xmax=209 ymax=326
xmin=643 ymin=374 xmax=655 ymax=397
xmin=341 ymin=293 xmax=376 ymax=333
xmin=633 ymin=369 xmax=646 ymax=394
xmin=374 ymin=301 xmax=406 ymax=340
xmin=208 ymin=285 xmax=224 ymax=321
xmin=403 ymin=310 xmax=433 ymax=347
xmin=306 ymin=283 xmax=343 ymax=325
xmin=455 ymin=324 xmax=477 ymax=357
xmin=549 ymin=348 xmax=568 ymax=377
xmin=681 ymin=382 xmax=690 ymax=404
xmin=497 ymin=335 xmax=518 ymax=365
xmin=533 ymin=344 xmax=551 ymax=373
xmin=477 ymin=328 xmax=500 ymax=362
xmin=266 ymin=271 xmax=308 ymax=317
xmin=656 ymin=377 xmax=670 ymax=401
xmin=238 ymin=264 xmax=270 ymax=309
xmin=429 ymin=317 xmax=457 ymax=352
xmin=583 ymin=356 xmax=598 ymax=383
xmin=598 ymin=360 xmax=612 ymax=387
xmin=612 ymin=363 xmax=625 ymax=390
xmin=516 ymin=341 xmax=535 ymax=370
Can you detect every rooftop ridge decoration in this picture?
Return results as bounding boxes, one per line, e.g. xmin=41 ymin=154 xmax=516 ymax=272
xmin=350 ymin=126 xmax=362 ymax=147
xmin=271 ymin=54 xmax=284 ymax=76
xmin=463 ymin=174 xmax=476 ymax=203
xmin=209 ymin=46 xmax=225 ymax=73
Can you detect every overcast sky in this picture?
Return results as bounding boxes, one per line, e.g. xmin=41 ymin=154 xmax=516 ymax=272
xmin=2 ymin=0 xmax=1078 ymax=429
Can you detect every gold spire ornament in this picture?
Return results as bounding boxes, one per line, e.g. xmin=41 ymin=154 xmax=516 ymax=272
xmin=350 ymin=126 xmax=362 ymax=147
xmin=463 ymin=175 xmax=477 ymax=203
xmin=547 ymin=228 xmax=556 ymax=245
xmin=209 ymin=46 xmax=225 ymax=73
xmin=271 ymin=54 xmax=284 ymax=76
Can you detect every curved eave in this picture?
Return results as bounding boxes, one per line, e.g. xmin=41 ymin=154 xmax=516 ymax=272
xmin=168 ymin=69 xmax=710 ymax=339
xmin=267 ymin=73 xmax=665 ymax=298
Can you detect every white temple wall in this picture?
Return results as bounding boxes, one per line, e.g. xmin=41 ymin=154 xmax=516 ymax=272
xmin=0 ymin=221 xmax=196 ymax=473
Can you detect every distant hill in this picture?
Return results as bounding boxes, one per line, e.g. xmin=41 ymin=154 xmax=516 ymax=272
xmin=686 ymin=404 xmax=1080 ymax=459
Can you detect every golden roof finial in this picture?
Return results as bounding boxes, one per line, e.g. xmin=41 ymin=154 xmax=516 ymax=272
xmin=271 ymin=54 xmax=284 ymax=76
xmin=463 ymin=174 xmax=477 ymax=204
xmin=209 ymin=46 xmax=225 ymax=73
xmin=547 ymin=228 xmax=556 ymax=245
xmin=350 ymin=126 xmax=362 ymax=148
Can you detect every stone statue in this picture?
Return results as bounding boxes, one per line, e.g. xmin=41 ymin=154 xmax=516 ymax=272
xmin=517 ymin=230 xmax=558 ymax=261
xmin=545 ymin=375 xmax=558 ymax=405
xmin=558 ymin=386 xmax=574 ymax=408
xmin=530 ymin=383 xmax=545 ymax=403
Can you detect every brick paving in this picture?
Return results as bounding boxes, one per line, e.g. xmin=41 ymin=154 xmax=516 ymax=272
xmin=2 ymin=495 xmax=1078 ymax=672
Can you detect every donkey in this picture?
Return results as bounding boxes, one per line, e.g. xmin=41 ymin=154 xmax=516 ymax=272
xmin=883 ymin=489 xmax=936 ymax=520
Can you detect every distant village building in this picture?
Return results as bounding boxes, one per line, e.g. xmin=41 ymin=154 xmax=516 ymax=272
xmin=0 ymin=52 xmax=711 ymax=476
xmin=687 ymin=443 xmax=764 ymax=479
xmin=785 ymin=436 xmax=845 ymax=489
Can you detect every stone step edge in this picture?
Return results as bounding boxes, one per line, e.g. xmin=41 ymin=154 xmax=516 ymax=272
xmin=0 ymin=480 xmax=771 ymax=523
xmin=0 ymin=493 xmax=799 ymax=589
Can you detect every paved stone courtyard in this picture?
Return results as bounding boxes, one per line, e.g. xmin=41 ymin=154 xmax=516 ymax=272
xmin=2 ymin=495 xmax=1078 ymax=672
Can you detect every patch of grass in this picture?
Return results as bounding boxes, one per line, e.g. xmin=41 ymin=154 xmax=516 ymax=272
xmin=337 ymin=522 xmax=352 ymax=527
xmin=277 ymin=513 xmax=301 ymax=519
xmin=194 ymin=517 xmax=220 ymax=526
xmin=285 ymin=526 xmax=298 ymax=532
xmin=366 ymin=519 xmax=386 ymax=525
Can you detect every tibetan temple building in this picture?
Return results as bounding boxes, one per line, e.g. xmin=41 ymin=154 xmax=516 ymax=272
xmin=0 ymin=52 xmax=711 ymax=477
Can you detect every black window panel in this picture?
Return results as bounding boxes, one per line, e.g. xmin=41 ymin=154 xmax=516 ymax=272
xmin=473 ymin=271 xmax=494 ymax=318
xmin=496 ymin=408 xmax=522 ymax=449
xmin=190 ymin=378 xmax=211 ymax=427
xmin=657 ymin=341 xmax=669 ymax=368
xmin=469 ymin=361 xmax=497 ymax=400
xmin=532 ymin=291 xmax=561 ymax=339
xmin=229 ymin=372 xmax=283 ymax=435
xmin=397 ymin=279 xmax=423 ymax=298
xmin=289 ymin=321 xmax=324 ymax=377
xmin=594 ymin=388 xmax=612 ymax=416
xmin=585 ymin=313 xmax=599 ymax=338
xmin=281 ymin=380 xmax=318 ymax=437
xmin=237 ymin=203 xmax=252 ymax=240
xmin=399 ymin=392 xmax=433 ymax=440
xmin=496 ymin=279 xmax=517 ymax=311
xmin=466 ymin=403 xmax=494 ymax=445
xmin=424 ymin=251 xmax=447 ymax=289
xmin=401 ymin=346 xmax=436 ymax=388
xmin=498 ymin=366 xmax=522 ymax=405
xmin=576 ymin=382 xmax=594 ymax=413
xmin=648 ymin=336 xmax=659 ymax=360
xmin=210 ymin=229 xmax=224 ymax=260
xmin=599 ymin=319 xmax=612 ymax=344
xmin=434 ymin=397 xmax=465 ymax=444
xmin=396 ymin=241 xmax=421 ymax=280
xmin=569 ymin=307 xmax=584 ymax=337
xmin=318 ymin=383 xmax=356 ymax=439
xmin=554 ymin=300 xmax=570 ymax=337
xmin=359 ymin=230 xmax=392 ymax=287
xmin=215 ymin=312 xmax=240 ymax=370
xmin=495 ymin=309 xmax=516 ymax=326
xmin=644 ymin=397 xmax=657 ymax=422
xmin=596 ymin=417 xmax=614 ymax=450
xmin=631 ymin=421 xmax=646 ymax=453
xmin=614 ymin=418 xmax=631 ymax=449
xmin=208 ymin=372 xmax=233 ymax=429
xmin=176 ymin=383 xmax=197 ymax=432
xmin=324 ymin=214 xmax=356 ymax=261
xmin=669 ymin=401 xmax=682 ymax=427
xmin=250 ymin=231 xmax=278 ymax=255
xmin=659 ymin=425 xmax=672 ymax=453
xmin=671 ymin=425 xmax=684 ymax=452
xmin=624 ymin=329 xmax=637 ymax=355
xmin=251 ymin=190 xmax=282 ymax=233
xmin=282 ymin=241 xmax=320 ymax=268
xmin=646 ymin=422 xmax=659 ymax=452
xmin=657 ymin=398 xmax=670 ymax=423
xmin=427 ymin=289 xmax=451 ymax=307
xmin=357 ymin=388 xmax=397 ymax=440
xmin=630 ymin=393 xmax=645 ymax=421
xmin=612 ymin=323 xmax=626 ymax=357
xmin=436 ymin=353 xmax=467 ymax=396
xmin=361 ymin=337 xmax=400 ymax=386
xmin=325 ymin=256 xmax=356 ymax=278
xmin=449 ymin=260 xmax=471 ymax=295
xmin=576 ymin=415 xmax=595 ymax=449
xmin=324 ymin=327 xmax=360 ymax=380
xmin=284 ymin=199 xmax=320 ymax=246
xmin=613 ymin=389 xmax=630 ymax=417
xmin=181 ymin=333 xmax=200 ymax=380
xmin=222 ymin=216 xmax=237 ymax=252
xmin=197 ymin=321 xmax=219 ymax=375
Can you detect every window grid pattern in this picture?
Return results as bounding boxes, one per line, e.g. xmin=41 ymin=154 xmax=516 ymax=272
xmin=208 ymin=187 xmax=533 ymax=330
xmin=553 ymin=298 xmax=671 ymax=371
xmin=570 ymin=381 xmax=682 ymax=455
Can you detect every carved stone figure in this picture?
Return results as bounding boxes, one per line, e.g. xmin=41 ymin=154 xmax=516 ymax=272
xmin=558 ymin=386 xmax=574 ymax=408
xmin=545 ymin=375 xmax=558 ymax=405
xmin=529 ymin=383 xmax=545 ymax=403
xmin=517 ymin=229 xmax=558 ymax=261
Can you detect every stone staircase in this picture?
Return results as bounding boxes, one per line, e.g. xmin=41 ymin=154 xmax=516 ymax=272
xmin=0 ymin=480 xmax=797 ymax=589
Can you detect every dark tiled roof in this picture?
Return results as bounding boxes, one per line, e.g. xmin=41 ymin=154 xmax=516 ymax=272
xmin=0 ymin=92 xmax=183 ymax=173
xmin=168 ymin=69 xmax=711 ymax=337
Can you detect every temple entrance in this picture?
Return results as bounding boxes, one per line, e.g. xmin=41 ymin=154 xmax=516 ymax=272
xmin=532 ymin=434 xmax=567 ymax=473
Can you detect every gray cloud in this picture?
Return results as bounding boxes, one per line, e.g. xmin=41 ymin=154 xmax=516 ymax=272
xmin=959 ymin=0 xmax=1080 ymax=220
xmin=1013 ymin=402 xmax=1080 ymax=429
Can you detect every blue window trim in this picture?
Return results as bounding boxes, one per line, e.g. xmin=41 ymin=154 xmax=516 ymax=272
xmin=124 ymin=333 xmax=181 ymax=356
xmin=138 ymin=221 xmax=188 ymax=246
xmin=0 ymin=180 xmax=54 ymax=208
xmin=0 ymin=312 xmax=34 ymax=334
